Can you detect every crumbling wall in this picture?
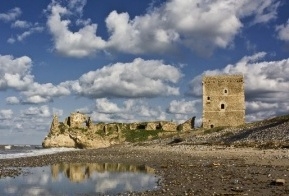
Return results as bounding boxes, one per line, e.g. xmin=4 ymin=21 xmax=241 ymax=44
xmin=69 ymin=112 xmax=88 ymax=128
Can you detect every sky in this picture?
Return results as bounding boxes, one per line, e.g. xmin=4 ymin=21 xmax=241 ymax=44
xmin=0 ymin=0 xmax=289 ymax=144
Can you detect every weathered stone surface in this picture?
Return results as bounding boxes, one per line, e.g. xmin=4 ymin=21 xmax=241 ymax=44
xmin=42 ymin=134 xmax=76 ymax=148
xmin=202 ymin=75 xmax=245 ymax=129
xmin=43 ymin=111 xmax=194 ymax=149
xmin=69 ymin=134 xmax=110 ymax=149
xmin=178 ymin=117 xmax=195 ymax=132
xmin=69 ymin=112 xmax=87 ymax=128
xmin=160 ymin=122 xmax=177 ymax=131
xmin=145 ymin=122 xmax=157 ymax=130
xmin=50 ymin=114 xmax=60 ymax=135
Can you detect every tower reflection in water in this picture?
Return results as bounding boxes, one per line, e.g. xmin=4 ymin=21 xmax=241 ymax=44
xmin=0 ymin=163 xmax=159 ymax=196
xmin=51 ymin=162 xmax=155 ymax=183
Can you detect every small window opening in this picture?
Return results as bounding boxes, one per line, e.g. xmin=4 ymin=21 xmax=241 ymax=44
xmin=210 ymin=124 xmax=214 ymax=128
xmin=224 ymin=89 xmax=227 ymax=93
xmin=207 ymin=96 xmax=210 ymax=100
xmin=221 ymin=104 xmax=225 ymax=109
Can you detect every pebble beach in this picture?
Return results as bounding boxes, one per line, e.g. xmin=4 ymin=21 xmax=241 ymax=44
xmin=1 ymin=143 xmax=289 ymax=195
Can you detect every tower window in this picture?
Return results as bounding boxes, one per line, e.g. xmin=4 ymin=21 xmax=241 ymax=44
xmin=210 ymin=124 xmax=214 ymax=128
xmin=221 ymin=104 xmax=225 ymax=109
xmin=224 ymin=89 xmax=227 ymax=93
xmin=207 ymin=96 xmax=210 ymax=100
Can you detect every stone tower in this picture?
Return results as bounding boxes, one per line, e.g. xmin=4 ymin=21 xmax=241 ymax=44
xmin=202 ymin=75 xmax=245 ymax=129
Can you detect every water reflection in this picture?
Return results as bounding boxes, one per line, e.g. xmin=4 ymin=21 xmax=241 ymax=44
xmin=0 ymin=163 xmax=159 ymax=196
xmin=51 ymin=162 xmax=155 ymax=183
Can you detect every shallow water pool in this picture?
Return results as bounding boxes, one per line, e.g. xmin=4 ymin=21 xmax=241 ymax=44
xmin=0 ymin=162 xmax=159 ymax=195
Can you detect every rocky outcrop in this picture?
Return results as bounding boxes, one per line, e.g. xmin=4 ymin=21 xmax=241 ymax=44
xmin=69 ymin=133 xmax=111 ymax=149
xmin=42 ymin=111 xmax=196 ymax=149
xmin=42 ymin=134 xmax=76 ymax=148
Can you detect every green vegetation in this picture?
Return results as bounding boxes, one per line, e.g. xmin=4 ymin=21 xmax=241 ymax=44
xmin=122 ymin=129 xmax=161 ymax=142
xmin=58 ymin=123 xmax=67 ymax=134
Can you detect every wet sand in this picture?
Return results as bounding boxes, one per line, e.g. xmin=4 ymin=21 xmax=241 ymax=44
xmin=1 ymin=144 xmax=289 ymax=195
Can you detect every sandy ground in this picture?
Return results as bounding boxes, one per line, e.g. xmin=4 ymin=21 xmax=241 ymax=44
xmin=1 ymin=144 xmax=289 ymax=195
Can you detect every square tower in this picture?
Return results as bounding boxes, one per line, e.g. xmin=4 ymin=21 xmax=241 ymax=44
xmin=202 ymin=75 xmax=245 ymax=129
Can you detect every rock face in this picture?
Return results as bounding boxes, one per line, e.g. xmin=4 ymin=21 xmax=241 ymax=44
xmin=42 ymin=134 xmax=76 ymax=148
xmin=42 ymin=112 xmax=113 ymax=149
xmin=42 ymin=111 xmax=196 ymax=149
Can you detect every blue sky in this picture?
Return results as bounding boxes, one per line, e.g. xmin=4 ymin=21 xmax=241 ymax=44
xmin=0 ymin=0 xmax=289 ymax=144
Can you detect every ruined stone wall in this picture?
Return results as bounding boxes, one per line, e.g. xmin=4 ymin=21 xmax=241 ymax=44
xmin=202 ymin=75 xmax=245 ymax=129
xmin=69 ymin=112 xmax=87 ymax=128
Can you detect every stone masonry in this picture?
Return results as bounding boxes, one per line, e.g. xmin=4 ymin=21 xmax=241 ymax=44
xmin=202 ymin=75 xmax=245 ymax=129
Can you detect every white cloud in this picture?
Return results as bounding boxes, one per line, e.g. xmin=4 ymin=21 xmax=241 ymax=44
xmin=11 ymin=20 xmax=31 ymax=28
xmin=68 ymin=0 xmax=87 ymax=15
xmin=21 ymin=82 xmax=70 ymax=104
xmin=52 ymin=108 xmax=64 ymax=117
xmin=46 ymin=0 xmax=279 ymax=57
xmin=167 ymin=99 xmax=200 ymax=114
xmin=90 ymin=99 xmax=167 ymax=123
xmin=95 ymin=98 xmax=121 ymax=114
xmin=0 ymin=109 xmax=13 ymax=120
xmin=246 ymin=101 xmax=278 ymax=113
xmin=23 ymin=105 xmax=51 ymax=118
xmin=16 ymin=26 xmax=44 ymax=42
xmin=0 ymin=7 xmax=21 ymax=22
xmin=6 ymin=96 xmax=20 ymax=104
xmin=0 ymin=54 xmax=70 ymax=104
xmin=70 ymin=58 xmax=181 ymax=98
xmin=0 ymin=55 xmax=33 ymax=90
xmin=189 ymin=52 xmax=289 ymax=121
xmin=167 ymin=99 xmax=202 ymax=124
xmin=276 ymin=19 xmax=289 ymax=42
xmin=1 ymin=55 xmax=180 ymax=104
xmin=46 ymin=2 xmax=106 ymax=57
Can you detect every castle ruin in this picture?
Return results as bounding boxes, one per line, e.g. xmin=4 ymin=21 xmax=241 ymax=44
xmin=202 ymin=75 xmax=245 ymax=129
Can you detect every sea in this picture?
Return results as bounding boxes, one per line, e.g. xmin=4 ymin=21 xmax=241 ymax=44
xmin=0 ymin=144 xmax=77 ymax=159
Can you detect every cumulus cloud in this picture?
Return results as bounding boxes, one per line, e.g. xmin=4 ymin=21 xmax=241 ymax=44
xmin=0 ymin=54 xmax=70 ymax=104
xmin=46 ymin=0 xmax=279 ymax=57
xmin=21 ymin=82 xmax=70 ymax=104
xmin=167 ymin=99 xmax=202 ymax=124
xmin=95 ymin=98 xmax=121 ymax=114
xmin=6 ymin=96 xmax=20 ymax=105
xmin=0 ymin=55 xmax=180 ymax=104
xmin=0 ymin=54 xmax=33 ymax=90
xmin=0 ymin=109 xmax=13 ymax=120
xmin=11 ymin=20 xmax=31 ymax=28
xmin=0 ymin=7 xmax=21 ymax=22
xmin=22 ymin=105 xmax=51 ymax=118
xmin=89 ymin=98 xmax=167 ymax=123
xmin=70 ymin=58 xmax=181 ymax=98
xmin=188 ymin=52 xmax=289 ymax=121
xmin=9 ymin=22 xmax=44 ymax=43
xmin=276 ymin=19 xmax=289 ymax=42
xmin=46 ymin=2 xmax=106 ymax=57
xmin=167 ymin=99 xmax=200 ymax=114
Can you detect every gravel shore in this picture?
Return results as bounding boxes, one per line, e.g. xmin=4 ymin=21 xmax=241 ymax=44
xmin=1 ymin=143 xmax=289 ymax=196
xmin=2 ymin=115 xmax=289 ymax=195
